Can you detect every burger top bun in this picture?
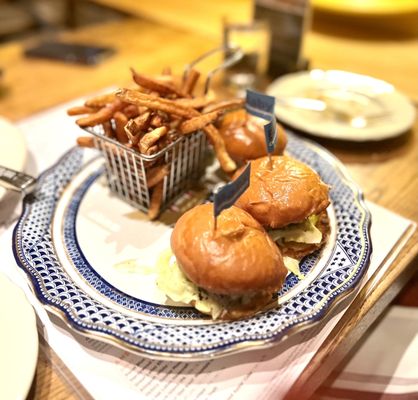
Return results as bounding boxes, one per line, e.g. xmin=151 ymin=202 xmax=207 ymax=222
xmin=219 ymin=109 xmax=287 ymax=163
xmin=234 ymin=156 xmax=330 ymax=229
xmin=170 ymin=203 xmax=286 ymax=296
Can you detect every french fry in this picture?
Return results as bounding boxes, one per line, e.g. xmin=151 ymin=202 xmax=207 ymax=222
xmin=203 ymin=124 xmax=236 ymax=172
xmin=131 ymin=68 xmax=188 ymax=98
xmin=150 ymin=111 xmax=169 ymax=128
xmin=202 ymin=99 xmax=245 ymax=114
xmin=174 ymin=97 xmax=213 ymax=109
xmin=139 ymin=126 xmax=168 ymax=153
xmin=124 ymin=111 xmax=151 ymax=143
xmin=161 ymin=67 xmax=171 ymax=75
xmin=146 ymin=164 xmax=169 ymax=188
xmin=181 ymin=68 xmax=200 ymax=95
xmin=122 ymin=104 xmax=140 ymax=119
xmin=102 ymin=121 xmax=114 ymax=138
xmin=180 ymin=111 xmax=221 ymax=134
xmin=76 ymin=136 xmax=95 ymax=148
xmin=113 ymin=111 xmax=129 ymax=143
xmin=117 ymin=89 xmax=196 ymax=118
xmin=84 ymin=93 xmax=116 ymax=107
xmin=137 ymin=106 xmax=148 ymax=114
xmin=145 ymin=145 xmax=159 ymax=156
xmin=148 ymin=181 xmax=164 ymax=220
xmin=67 ymin=105 xmax=98 ymax=116
xmin=76 ymin=100 xmax=123 ymax=127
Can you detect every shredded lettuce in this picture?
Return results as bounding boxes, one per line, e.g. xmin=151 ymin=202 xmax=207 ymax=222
xmin=268 ymin=215 xmax=322 ymax=244
xmin=156 ymin=250 xmax=223 ymax=319
xmin=283 ymin=256 xmax=304 ymax=279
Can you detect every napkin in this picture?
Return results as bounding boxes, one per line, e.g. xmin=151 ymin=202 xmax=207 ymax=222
xmin=0 ymin=101 xmax=415 ymax=400
xmin=316 ymin=305 xmax=418 ymax=399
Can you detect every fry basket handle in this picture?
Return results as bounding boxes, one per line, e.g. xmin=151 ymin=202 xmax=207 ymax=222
xmin=183 ymin=46 xmax=243 ymax=95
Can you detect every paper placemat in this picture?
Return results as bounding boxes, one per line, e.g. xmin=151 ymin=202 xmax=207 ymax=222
xmin=0 ymin=101 xmax=415 ymax=399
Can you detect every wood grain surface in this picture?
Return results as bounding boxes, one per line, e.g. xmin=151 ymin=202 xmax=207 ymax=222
xmin=0 ymin=7 xmax=417 ymax=400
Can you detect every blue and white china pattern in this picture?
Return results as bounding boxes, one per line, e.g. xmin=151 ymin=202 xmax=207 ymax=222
xmin=13 ymin=132 xmax=371 ymax=359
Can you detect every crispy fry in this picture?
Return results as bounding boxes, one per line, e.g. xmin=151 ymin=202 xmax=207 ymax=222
xmin=162 ymin=67 xmax=171 ymax=75
xmin=137 ymin=106 xmax=148 ymax=114
xmin=122 ymin=104 xmax=140 ymax=119
xmin=174 ymin=97 xmax=213 ymax=109
xmin=76 ymin=99 xmax=123 ymax=127
xmin=76 ymin=136 xmax=95 ymax=148
xmin=145 ymin=145 xmax=159 ymax=156
xmin=84 ymin=93 xmax=116 ymax=108
xmin=67 ymin=105 xmax=98 ymax=116
xmin=155 ymin=75 xmax=175 ymax=85
xmin=203 ymin=124 xmax=236 ymax=172
xmin=113 ymin=111 xmax=129 ymax=143
xmin=102 ymin=121 xmax=114 ymax=138
xmin=131 ymin=68 xmax=187 ymax=98
xmin=146 ymin=164 xmax=169 ymax=188
xmin=181 ymin=68 xmax=200 ymax=95
xmin=150 ymin=113 xmax=164 ymax=128
xmin=202 ymin=99 xmax=245 ymax=114
xmin=180 ymin=111 xmax=221 ymax=134
xmin=117 ymin=89 xmax=196 ymax=118
xmin=148 ymin=181 xmax=164 ymax=220
xmin=124 ymin=111 xmax=151 ymax=144
xmin=139 ymin=126 xmax=168 ymax=153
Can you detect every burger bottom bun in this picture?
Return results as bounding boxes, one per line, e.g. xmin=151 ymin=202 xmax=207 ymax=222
xmin=278 ymin=211 xmax=330 ymax=260
xmin=212 ymin=290 xmax=276 ymax=320
xmin=171 ymin=203 xmax=287 ymax=295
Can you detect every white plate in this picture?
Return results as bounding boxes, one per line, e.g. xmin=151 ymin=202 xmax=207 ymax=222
xmin=0 ymin=117 xmax=27 ymax=201
xmin=0 ymin=272 xmax=38 ymax=399
xmin=267 ymin=70 xmax=416 ymax=141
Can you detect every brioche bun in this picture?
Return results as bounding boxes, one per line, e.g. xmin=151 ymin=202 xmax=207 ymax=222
xmin=219 ymin=109 xmax=287 ymax=163
xmin=170 ymin=203 xmax=286 ymax=296
xmin=234 ymin=156 xmax=330 ymax=229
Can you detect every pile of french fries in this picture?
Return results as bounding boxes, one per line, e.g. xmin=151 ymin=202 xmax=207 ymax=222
xmin=67 ymin=67 xmax=243 ymax=219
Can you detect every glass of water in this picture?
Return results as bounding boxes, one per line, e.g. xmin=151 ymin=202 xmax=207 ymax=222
xmin=222 ymin=19 xmax=271 ymax=95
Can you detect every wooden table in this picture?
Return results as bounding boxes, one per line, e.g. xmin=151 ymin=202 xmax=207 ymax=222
xmin=0 ymin=12 xmax=417 ymax=400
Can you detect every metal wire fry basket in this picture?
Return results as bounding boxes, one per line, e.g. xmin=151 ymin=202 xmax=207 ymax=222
xmin=85 ymin=125 xmax=207 ymax=213
xmin=83 ymin=46 xmax=242 ymax=216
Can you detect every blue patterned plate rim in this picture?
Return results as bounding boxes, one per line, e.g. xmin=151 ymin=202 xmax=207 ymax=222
xmin=12 ymin=131 xmax=372 ymax=360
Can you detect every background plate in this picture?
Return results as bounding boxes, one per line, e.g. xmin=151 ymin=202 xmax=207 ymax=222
xmin=267 ymin=70 xmax=416 ymax=141
xmin=0 ymin=272 xmax=38 ymax=400
xmin=13 ymin=132 xmax=372 ymax=360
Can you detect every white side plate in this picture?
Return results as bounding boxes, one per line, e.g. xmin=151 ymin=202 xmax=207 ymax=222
xmin=267 ymin=70 xmax=416 ymax=141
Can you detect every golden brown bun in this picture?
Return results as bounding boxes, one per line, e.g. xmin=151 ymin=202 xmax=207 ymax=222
xmin=219 ymin=109 xmax=287 ymax=163
xmin=234 ymin=156 xmax=330 ymax=229
xmin=170 ymin=203 xmax=286 ymax=296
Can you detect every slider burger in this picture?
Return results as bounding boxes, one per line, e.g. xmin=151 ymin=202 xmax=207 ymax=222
xmin=157 ymin=203 xmax=287 ymax=320
xmin=234 ymin=156 xmax=331 ymax=261
xmin=219 ymin=109 xmax=287 ymax=164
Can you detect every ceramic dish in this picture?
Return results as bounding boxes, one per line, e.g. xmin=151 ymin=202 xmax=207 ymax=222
xmin=0 ymin=272 xmax=38 ymax=399
xmin=267 ymin=70 xmax=416 ymax=141
xmin=13 ymin=132 xmax=372 ymax=360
